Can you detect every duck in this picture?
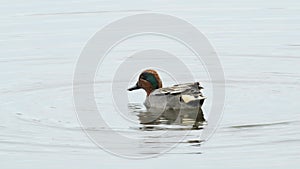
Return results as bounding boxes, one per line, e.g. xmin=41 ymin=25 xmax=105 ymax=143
xmin=127 ymin=69 xmax=206 ymax=111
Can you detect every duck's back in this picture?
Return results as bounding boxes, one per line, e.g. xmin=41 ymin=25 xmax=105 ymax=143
xmin=144 ymin=82 xmax=205 ymax=110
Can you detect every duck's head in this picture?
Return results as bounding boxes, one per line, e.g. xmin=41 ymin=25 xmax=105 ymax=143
xmin=128 ymin=69 xmax=162 ymax=96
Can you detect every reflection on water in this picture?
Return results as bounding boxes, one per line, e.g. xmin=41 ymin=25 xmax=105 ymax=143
xmin=128 ymin=103 xmax=206 ymax=130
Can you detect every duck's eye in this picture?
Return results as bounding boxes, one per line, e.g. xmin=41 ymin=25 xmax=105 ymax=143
xmin=140 ymin=73 xmax=147 ymax=80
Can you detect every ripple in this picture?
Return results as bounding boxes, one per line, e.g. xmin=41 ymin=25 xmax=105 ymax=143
xmin=227 ymin=120 xmax=298 ymax=129
xmin=26 ymin=10 xmax=149 ymax=17
xmin=0 ymin=140 xmax=94 ymax=150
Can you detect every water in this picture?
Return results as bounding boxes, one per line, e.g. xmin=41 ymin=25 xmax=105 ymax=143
xmin=1 ymin=0 xmax=300 ymax=168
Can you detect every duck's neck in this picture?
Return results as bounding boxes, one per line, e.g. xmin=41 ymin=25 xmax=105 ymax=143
xmin=145 ymin=88 xmax=154 ymax=96
xmin=144 ymin=77 xmax=162 ymax=96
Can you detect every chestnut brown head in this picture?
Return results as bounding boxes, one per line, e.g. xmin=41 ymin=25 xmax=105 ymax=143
xmin=128 ymin=69 xmax=162 ymax=96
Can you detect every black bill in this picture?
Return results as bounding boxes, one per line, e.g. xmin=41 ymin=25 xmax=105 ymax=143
xmin=127 ymin=83 xmax=141 ymax=91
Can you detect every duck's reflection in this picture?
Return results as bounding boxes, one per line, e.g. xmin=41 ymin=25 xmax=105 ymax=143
xmin=137 ymin=107 xmax=206 ymax=129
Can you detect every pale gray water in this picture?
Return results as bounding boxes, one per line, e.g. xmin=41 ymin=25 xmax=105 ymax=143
xmin=1 ymin=0 xmax=300 ymax=168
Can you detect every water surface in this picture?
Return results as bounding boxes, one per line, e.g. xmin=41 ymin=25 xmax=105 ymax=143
xmin=0 ymin=0 xmax=300 ymax=168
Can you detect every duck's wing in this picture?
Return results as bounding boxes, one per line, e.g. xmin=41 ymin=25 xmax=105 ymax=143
xmin=151 ymin=82 xmax=205 ymax=102
xmin=146 ymin=82 xmax=206 ymax=109
xmin=175 ymin=82 xmax=206 ymax=104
